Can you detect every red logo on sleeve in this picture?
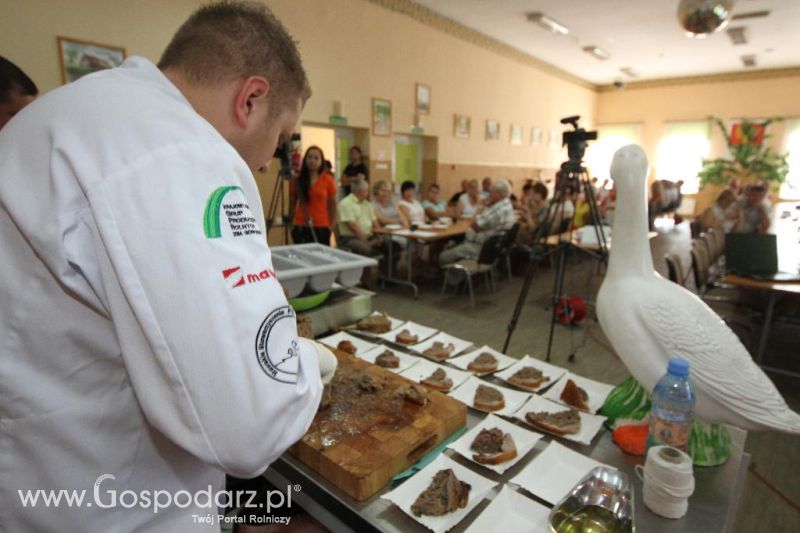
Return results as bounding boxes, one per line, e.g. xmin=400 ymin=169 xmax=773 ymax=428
xmin=222 ymin=266 xmax=276 ymax=289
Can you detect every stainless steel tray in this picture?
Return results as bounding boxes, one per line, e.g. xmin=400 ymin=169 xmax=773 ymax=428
xmin=549 ymin=466 xmax=635 ymax=532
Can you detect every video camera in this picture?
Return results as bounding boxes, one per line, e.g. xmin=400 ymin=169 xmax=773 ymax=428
xmin=273 ymin=133 xmax=301 ymax=179
xmin=561 ymin=115 xmax=597 ymax=166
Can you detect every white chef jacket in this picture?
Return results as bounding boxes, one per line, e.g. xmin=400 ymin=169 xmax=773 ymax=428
xmin=0 ymin=57 xmax=322 ymax=532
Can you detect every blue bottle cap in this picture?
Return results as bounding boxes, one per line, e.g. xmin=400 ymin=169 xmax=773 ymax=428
xmin=668 ymin=358 xmax=690 ymax=377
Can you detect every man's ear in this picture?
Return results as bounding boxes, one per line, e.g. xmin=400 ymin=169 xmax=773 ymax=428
xmin=233 ymin=76 xmax=271 ymax=129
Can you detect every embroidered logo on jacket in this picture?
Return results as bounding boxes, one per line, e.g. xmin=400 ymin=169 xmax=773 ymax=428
xmin=222 ymin=266 xmax=277 ymax=289
xmin=255 ymin=306 xmax=299 ymax=383
xmin=203 ymin=186 xmax=262 ymax=238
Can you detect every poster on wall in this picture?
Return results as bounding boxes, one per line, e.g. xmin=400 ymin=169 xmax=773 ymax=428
xmin=454 ymin=114 xmax=471 ymax=139
xmin=510 ymin=124 xmax=523 ymax=146
xmin=372 ymin=98 xmax=392 ymax=136
xmin=548 ymin=128 xmax=561 ymax=150
xmin=531 ymin=127 xmax=543 ymax=146
xmin=486 ymin=120 xmax=500 ymax=140
xmin=57 ymin=36 xmax=126 ymax=84
xmin=415 ymin=83 xmax=430 ymax=115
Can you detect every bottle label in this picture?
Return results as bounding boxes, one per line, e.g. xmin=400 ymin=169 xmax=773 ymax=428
xmin=649 ymin=416 xmax=690 ymax=451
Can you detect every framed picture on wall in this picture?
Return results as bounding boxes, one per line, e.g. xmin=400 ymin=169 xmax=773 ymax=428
xmin=372 ymin=97 xmax=392 ymax=136
xmin=531 ymin=127 xmax=543 ymax=146
xmin=415 ymin=83 xmax=430 ymax=115
xmin=486 ymin=120 xmax=500 ymax=140
xmin=548 ymin=128 xmax=561 ymax=149
xmin=453 ymin=114 xmax=471 ymax=139
xmin=510 ymin=124 xmax=523 ymax=146
xmin=57 ymin=36 xmax=126 ymax=84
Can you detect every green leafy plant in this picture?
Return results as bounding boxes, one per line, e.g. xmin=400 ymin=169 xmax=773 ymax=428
xmin=698 ymin=116 xmax=789 ymax=188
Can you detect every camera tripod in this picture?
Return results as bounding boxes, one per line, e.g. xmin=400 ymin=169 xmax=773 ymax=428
xmin=502 ymin=162 xmax=608 ymax=362
xmin=265 ymin=163 xmax=293 ymax=244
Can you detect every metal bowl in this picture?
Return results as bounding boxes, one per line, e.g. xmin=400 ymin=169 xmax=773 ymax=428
xmin=549 ymin=466 xmax=634 ymax=533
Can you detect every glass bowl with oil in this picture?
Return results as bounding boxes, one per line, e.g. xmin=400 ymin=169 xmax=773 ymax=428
xmin=549 ymin=466 xmax=634 ymax=533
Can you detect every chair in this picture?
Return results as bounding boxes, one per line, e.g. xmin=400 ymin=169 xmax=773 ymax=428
xmin=441 ymin=233 xmax=505 ymax=308
xmin=497 ymin=223 xmax=520 ymax=281
xmin=664 ymin=253 xmax=686 ymax=286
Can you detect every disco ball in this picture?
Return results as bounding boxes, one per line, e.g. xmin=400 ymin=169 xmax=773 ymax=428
xmin=677 ymin=0 xmax=734 ymax=37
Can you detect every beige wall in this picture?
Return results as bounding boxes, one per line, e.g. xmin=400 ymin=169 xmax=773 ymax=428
xmin=2 ymin=0 xmax=594 ymax=201
xmin=596 ymin=74 xmax=800 ymax=211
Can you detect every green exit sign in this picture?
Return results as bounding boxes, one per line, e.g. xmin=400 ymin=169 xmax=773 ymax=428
xmin=329 ymin=115 xmax=348 ymax=126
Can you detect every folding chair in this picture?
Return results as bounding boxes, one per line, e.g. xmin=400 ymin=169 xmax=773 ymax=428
xmin=440 ymin=233 xmax=505 ymax=308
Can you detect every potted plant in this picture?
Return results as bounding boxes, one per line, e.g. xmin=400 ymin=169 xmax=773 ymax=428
xmin=698 ymin=116 xmax=789 ymax=190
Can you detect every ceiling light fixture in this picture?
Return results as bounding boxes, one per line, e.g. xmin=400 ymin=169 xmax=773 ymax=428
xmin=677 ymin=0 xmax=735 ymax=38
xmin=732 ymin=10 xmax=770 ymax=21
xmin=741 ymin=54 xmax=756 ymax=67
xmin=526 ymin=12 xmax=569 ymax=35
xmin=620 ymin=67 xmax=638 ymax=78
xmin=582 ymin=45 xmax=609 ymax=61
xmin=726 ymin=26 xmax=747 ymax=45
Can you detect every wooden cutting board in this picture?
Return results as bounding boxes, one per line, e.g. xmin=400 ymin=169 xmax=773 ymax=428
xmin=289 ymin=350 xmax=467 ymax=501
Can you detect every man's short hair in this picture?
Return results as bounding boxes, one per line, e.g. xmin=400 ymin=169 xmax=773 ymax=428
xmin=532 ymin=182 xmax=549 ymax=200
xmin=491 ymin=180 xmax=510 ymax=198
xmin=352 ymin=179 xmax=368 ymax=193
xmin=158 ymin=1 xmax=311 ymax=113
xmin=0 ymin=57 xmax=38 ymax=104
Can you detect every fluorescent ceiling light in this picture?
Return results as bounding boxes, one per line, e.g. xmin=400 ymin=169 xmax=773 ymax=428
xmin=582 ymin=45 xmax=609 ymax=60
xmin=620 ymin=67 xmax=638 ymax=78
xmin=741 ymin=54 xmax=757 ymax=67
xmin=526 ymin=12 xmax=569 ymax=35
xmin=726 ymin=26 xmax=747 ymax=45
xmin=732 ymin=10 xmax=770 ymax=21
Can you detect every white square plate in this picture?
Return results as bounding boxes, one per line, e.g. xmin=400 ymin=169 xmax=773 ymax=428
xmin=358 ymin=346 xmax=421 ymax=374
xmin=464 ymin=485 xmax=551 ymax=533
xmin=399 ymin=359 xmax=473 ymax=392
xmin=494 ymin=354 xmax=567 ymax=392
xmin=447 ymin=376 xmax=530 ymax=417
xmin=349 ymin=311 xmax=405 ymax=337
xmin=382 ymin=453 xmax=497 ymax=533
xmin=316 ymin=331 xmax=379 ymax=355
xmin=515 ymin=396 xmax=607 ymax=445
xmin=411 ymin=332 xmax=473 ymax=360
xmin=447 ymin=414 xmax=543 ymax=474
xmin=509 ymin=441 xmax=612 ymax=505
xmin=541 ymin=373 xmax=615 ymax=414
xmin=375 ymin=320 xmax=439 ymax=346
xmin=448 ymin=345 xmax=518 ymax=375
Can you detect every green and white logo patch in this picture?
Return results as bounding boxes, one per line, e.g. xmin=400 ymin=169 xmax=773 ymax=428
xmin=203 ymin=186 xmax=262 ymax=239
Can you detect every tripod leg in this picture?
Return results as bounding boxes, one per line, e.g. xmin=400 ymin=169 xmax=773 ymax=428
xmin=502 ymin=252 xmax=540 ymax=353
xmin=545 ymin=244 xmax=568 ymax=362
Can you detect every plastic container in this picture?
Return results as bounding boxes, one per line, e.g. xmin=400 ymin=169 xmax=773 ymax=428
xmin=647 ymin=358 xmax=695 ymax=453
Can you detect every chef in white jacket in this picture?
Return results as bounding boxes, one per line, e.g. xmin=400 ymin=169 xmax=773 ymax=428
xmin=0 ymin=2 xmax=336 ymax=531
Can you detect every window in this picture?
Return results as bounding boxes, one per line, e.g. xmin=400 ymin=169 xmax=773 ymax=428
xmin=655 ymin=120 xmax=710 ymax=194
xmin=782 ymin=118 xmax=800 ymax=199
xmin=585 ymin=124 xmax=642 ymax=183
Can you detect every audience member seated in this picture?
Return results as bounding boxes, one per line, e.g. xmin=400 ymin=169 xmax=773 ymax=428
xmin=397 ymin=180 xmax=426 ymax=226
xmin=339 ymin=145 xmax=368 ymax=197
xmin=480 ymin=176 xmax=492 ymax=200
xmin=372 ymin=180 xmax=402 ymax=225
xmin=648 ymin=179 xmax=684 ymax=228
xmin=457 ymin=179 xmax=482 ymax=218
xmin=517 ymin=182 xmax=549 ymax=245
xmin=572 ymin=190 xmax=592 ymax=229
xmin=337 ymin=180 xmax=382 ymax=255
xmin=289 ymin=145 xmax=337 ymax=245
xmin=699 ymin=189 xmax=739 ymax=233
xmin=439 ymin=180 xmax=515 ymax=265
xmin=421 ymin=183 xmax=451 ymax=220
xmin=546 ymin=184 xmax=576 ymax=235
xmin=448 ymin=179 xmax=469 ymax=205
xmin=733 ymin=183 xmax=771 ymax=234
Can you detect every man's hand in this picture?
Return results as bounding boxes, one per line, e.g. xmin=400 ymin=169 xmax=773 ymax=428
xmin=305 ymin=340 xmax=338 ymax=385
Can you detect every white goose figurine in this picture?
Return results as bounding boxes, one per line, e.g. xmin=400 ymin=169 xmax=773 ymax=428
xmin=597 ymin=144 xmax=800 ymax=433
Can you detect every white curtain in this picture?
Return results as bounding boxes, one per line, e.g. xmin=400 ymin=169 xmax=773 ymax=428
xmin=585 ymin=123 xmax=642 ymax=183
xmin=655 ymin=120 xmax=710 ymax=194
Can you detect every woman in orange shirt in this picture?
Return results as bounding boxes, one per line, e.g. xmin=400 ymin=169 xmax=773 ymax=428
xmin=290 ymin=145 xmax=337 ymax=245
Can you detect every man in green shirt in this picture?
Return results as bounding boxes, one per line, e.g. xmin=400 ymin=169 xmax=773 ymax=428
xmin=337 ymin=179 xmax=382 ymax=256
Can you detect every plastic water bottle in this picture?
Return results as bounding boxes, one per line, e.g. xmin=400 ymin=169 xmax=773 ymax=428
xmin=647 ymin=358 xmax=695 ymax=453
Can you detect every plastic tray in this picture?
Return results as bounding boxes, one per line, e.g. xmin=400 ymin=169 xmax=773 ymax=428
xmin=270 ymin=243 xmax=378 ymax=297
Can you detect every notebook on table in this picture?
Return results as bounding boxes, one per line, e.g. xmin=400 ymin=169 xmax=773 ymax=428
xmin=725 ymin=233 xmax=800 ymax=282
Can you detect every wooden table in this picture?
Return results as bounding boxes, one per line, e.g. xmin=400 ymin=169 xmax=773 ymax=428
xmin=722 ymin=273 xmax=800 ymax=375
xmin=374 ymin=220 xmax=472 ymax=298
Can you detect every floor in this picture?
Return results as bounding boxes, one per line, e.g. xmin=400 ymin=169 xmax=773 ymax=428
xmin=371 ymin=220 xmax=800 ymax=533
